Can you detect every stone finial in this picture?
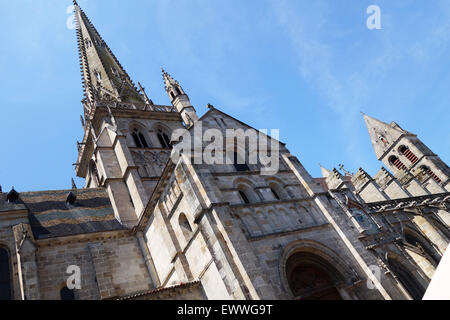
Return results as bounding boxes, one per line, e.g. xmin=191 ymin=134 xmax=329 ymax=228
xmin=319 ymin=164 xmax=331 ymax=178
xmin=66 ymin=192 xmax=77 ymax=205
xmin=161 ymin=68 xmax=178 ymax=91
xmin=6 ymin=187 xmax=19 ymax=203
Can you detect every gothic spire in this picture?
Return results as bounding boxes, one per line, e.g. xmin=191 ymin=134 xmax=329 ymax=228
xmin=73 ymin=2 xmax=146 ymax=109
xmin=161 ymin=68 xmax=199 ymax=127
xmin=363 ymin=114 xmax=412 ymax=160
xmin=162 ymin=68 xmax=182 ymax=93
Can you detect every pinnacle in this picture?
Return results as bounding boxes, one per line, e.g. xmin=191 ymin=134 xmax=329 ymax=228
xmin=73 ymin=1 xmax=145 ymax=105
xmin=319 ymin=164 xmax=331 ymax=178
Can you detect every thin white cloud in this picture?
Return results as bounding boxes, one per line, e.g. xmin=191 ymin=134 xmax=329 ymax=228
xmin=271 ymin=0 xmax=450 ymax=174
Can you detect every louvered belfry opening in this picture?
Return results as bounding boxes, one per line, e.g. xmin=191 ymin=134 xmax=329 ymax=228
xmin=399 ymin=146 xmax=418 ymax=164
xmin=389 ymin=156 xmax=407 ymax=171
xmin=420 ymin=166 xmax=442 ymax=184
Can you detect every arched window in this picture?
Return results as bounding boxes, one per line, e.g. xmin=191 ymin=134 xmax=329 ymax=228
xmin=420 ymin=165 xmax=442 ymax=184
xmin=233 ymin=152 xmax=250 ymax=172
xmin=237 ymin=183 xmax=258 ymax=204
xmin=0 ymin=248 xmax=12 ymax=300
xmin=239 ymin=190 xmax=250 ymax=204
xmin=399 ymin=146 xmax=418 ymax=164
xmin=132 ymin=128 xmax=149 ymax=148
xmin=286 ymin=252 xmax=343 ymax=300
xmin=170 ymin=91 xmax=175 ymax=100
xmin=94 ymin=70 xmax=102 ymax=81
xmin=404 ymin=231 xmax=440 ymax=265
xmin=270 ymin=188 xmax=281 ymax=200
xmin=60 ymin=286 xmax=75 ymax=300
xmin=268 ymin=182 xmax=287 ymax=200
xmin=179 ymin=213 xmax=193 ymax=240
xmin=157 ymin=128 xmax=171 ymax=148
xmin=388 ymin=257 xmax=425 ymax=300
xmin=175 ymin=87 xmax=182 ymax=95
xmin=389 ymin=156 xmax=407 ymax=171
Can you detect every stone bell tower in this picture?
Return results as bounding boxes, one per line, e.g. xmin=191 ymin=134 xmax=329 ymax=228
xmin=363 ymin=114 xmax=450 ymax=193
xmin=72 ymin=1 xmax=189 ymax=227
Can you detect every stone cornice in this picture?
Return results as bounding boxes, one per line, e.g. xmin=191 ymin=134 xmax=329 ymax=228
xmin=247 ymin=223 xmax=330 ymax=242
xmin=115 ymin=280 xmax=201 ymax=300
xmin=36 ymin=229 xmax=131 ymax=248
xmin=368 ymin=192 xmax=450 ymax=213
xmin=229 ymin=197 xmax=314 ymax=209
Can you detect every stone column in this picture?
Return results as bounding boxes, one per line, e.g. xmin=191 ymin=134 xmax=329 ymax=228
xmin=12 ymin=224 xmax=41 ymax=300
xmin=136 ymin=231 xmax=160 ymax=288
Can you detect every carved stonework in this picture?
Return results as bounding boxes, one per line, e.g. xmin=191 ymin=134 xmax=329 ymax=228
xmin=131 ymin=150 xmax=171 ymax=178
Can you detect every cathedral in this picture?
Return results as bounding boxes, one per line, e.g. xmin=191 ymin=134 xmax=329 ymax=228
xmin=0 ymin=1 xmax=449 ymax=300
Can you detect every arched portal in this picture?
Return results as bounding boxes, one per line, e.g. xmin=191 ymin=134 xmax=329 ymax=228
xmin=388 ymin=257 xmax=425 ymax=300
xmin=286 ymin=252 xmax=344 ymax=300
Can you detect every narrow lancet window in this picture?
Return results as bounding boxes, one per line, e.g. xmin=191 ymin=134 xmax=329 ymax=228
xmin=157 ymin=129 xmax=171 ymax=148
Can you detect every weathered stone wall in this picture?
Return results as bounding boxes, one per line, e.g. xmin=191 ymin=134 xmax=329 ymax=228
xmin=36 ymin=233 xmax=151 ymax=300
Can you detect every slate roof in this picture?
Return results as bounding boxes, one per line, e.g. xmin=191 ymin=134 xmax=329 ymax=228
xmin=0 ymin=188 xmax=125 ymax=240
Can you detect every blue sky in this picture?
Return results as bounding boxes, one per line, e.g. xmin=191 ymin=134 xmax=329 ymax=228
xmin=0 ymin=0 xmax=449 ymax=192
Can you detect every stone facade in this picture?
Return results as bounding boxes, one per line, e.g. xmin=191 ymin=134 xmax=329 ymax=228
xmin=0 ymin=1 xmax=449 ymax=300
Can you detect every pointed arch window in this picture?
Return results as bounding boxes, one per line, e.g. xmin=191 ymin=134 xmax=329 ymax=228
xmin=0 ymin=247 xmax=12 ymax=300
xmin=157 ymin=128 xmax=171 ymax=148
xmin=179 ymin=213 xmax=193 ymax=241
xmin=175 ymin=87 xmax=182 ymax=96
xmin=132 ymin=128 xmax=149 ymax=148
xmin=94 ymin=70 xmax=102 ymax=81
